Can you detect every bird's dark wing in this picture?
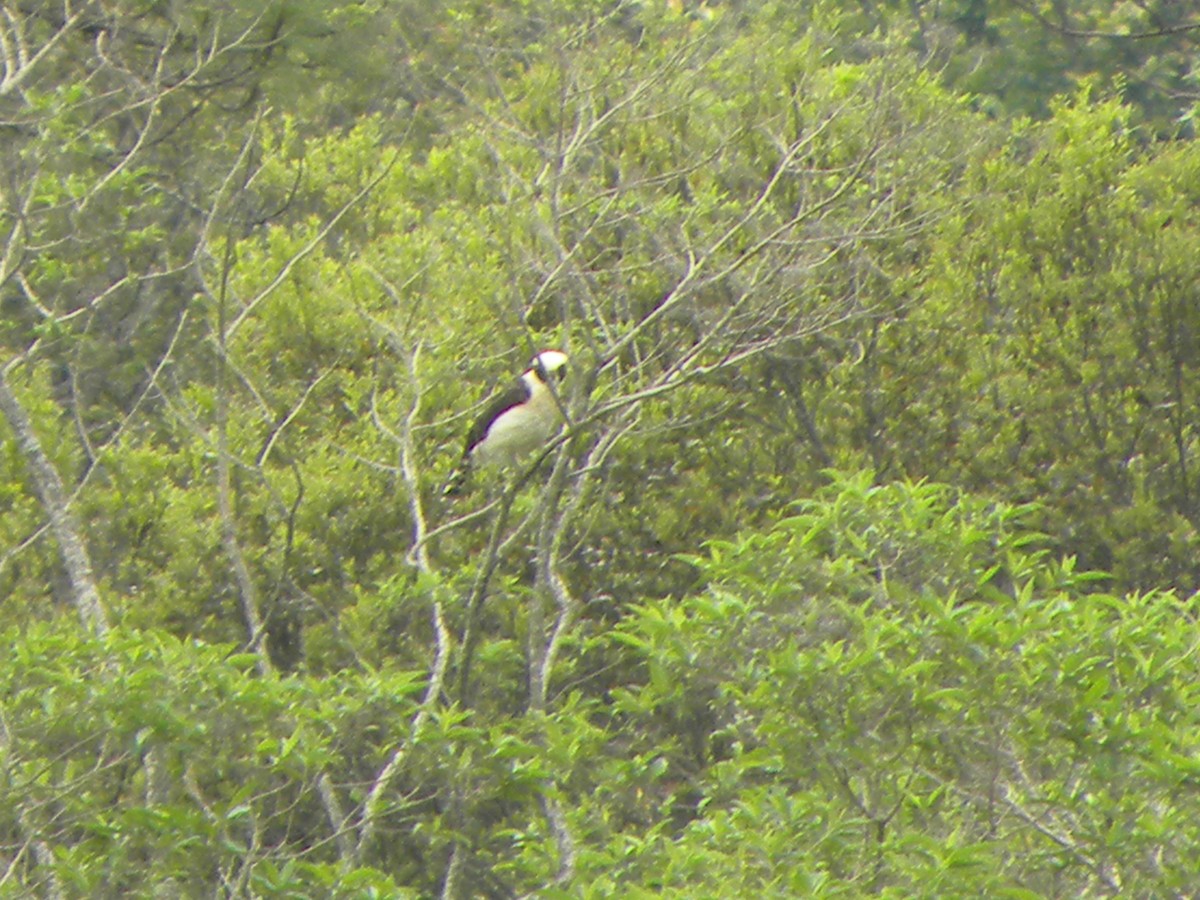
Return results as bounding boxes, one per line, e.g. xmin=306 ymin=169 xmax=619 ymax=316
xmin=462 ymin=378 xmax=531 ymax=456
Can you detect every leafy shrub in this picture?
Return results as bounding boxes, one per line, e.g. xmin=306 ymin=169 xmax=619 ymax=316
xmin=603 ymin=473 xmax=1200 ymax=895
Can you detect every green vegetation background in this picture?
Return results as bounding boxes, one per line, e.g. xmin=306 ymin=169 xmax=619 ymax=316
xmin=1 ymin=1 xmax=1199 ymax=895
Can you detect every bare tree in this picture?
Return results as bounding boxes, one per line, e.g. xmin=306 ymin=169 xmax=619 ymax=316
xmin=0 ymin=362 xmax=108 ymax=634
xmin=0 ymin=1 xmax=289 ymax=629
xmin=350 ymin=14 xmax=981 ymax=896
xmin=0 ymin=4 xmax=320 ymax=889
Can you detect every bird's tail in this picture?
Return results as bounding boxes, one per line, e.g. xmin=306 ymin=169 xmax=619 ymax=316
xmin=442 ymin=459 xmax=471 ymax=497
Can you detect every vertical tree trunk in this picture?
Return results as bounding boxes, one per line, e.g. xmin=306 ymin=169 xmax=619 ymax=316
xmin=0 ymin=368 xmax=109 ymax=637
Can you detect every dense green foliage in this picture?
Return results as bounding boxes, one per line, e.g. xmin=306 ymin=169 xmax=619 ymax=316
xmin=1 ymin=0 xmax=1199 ymax=895
xmin=6 ymin=478 xmax=1200 ymax=895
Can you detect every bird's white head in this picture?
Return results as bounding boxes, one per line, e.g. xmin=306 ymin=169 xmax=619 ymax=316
xmin=530 ymin=349 xmax=569 ymax=384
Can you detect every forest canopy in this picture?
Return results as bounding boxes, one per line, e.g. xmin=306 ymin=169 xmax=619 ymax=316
xmin=1 ymin=1 xmax=1199 ymax=896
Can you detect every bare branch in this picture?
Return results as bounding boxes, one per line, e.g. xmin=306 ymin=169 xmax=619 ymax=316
xmin=1007 ymin=0 xmax=1200 ymax=40
xmin=0 ymin=2 xmax=88 ymax=99
xmin=0 ymin=367 xmax=108 ymax=636
xmin=0 ymin=708 xmax=64 ymax=900
xmin=356 ymin=329 xmax=454 ymax=865
xmin=223 ymin=154 xmax=399 ymax=341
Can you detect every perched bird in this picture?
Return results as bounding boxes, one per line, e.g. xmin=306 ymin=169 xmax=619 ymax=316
xmin=443 ymin=350 xmax=569 ymax=495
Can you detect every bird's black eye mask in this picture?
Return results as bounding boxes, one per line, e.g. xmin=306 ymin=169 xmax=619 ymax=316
xmin=538 ymin=363 xmax=568 ymax=384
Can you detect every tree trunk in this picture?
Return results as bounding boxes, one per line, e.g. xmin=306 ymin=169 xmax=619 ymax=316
xmin=0 ymin=368 xmax=109 ymax=636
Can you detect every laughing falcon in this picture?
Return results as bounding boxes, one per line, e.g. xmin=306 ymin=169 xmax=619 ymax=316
xmin=443 ymin=350 xmax=569 ymax=495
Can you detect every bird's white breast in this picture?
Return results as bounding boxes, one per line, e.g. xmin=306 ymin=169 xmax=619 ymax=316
xmin=473 ymin=377 xmax=563 ymax=468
